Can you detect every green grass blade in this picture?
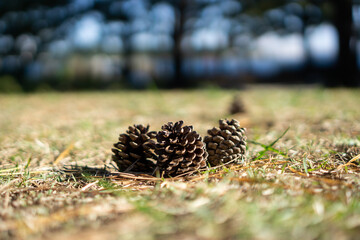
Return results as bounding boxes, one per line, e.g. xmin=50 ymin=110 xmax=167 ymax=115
xmin=249 ymin=127 xmax=290 ymax=160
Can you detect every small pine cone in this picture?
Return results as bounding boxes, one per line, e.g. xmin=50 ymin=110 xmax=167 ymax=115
xmin=334 ymin=144 xmax=360 ymax=163
xmin=229 ymin=95 xmax=246 ymax=115
xmin=204 ymin=119 xmax=246 ymax=166
xmin=112 ymin=124 xmax=157 ymax=172
xmin=156 ymin=121 xmax=208 ymax=177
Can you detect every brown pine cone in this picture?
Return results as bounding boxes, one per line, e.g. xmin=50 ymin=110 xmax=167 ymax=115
xmin=229 ymin=95 xmax=246 ymax=115
xmin=204 ymin=119 xmax=246 ymax=166
xmin=156 ymin=121 xmax=208 ymax=177
xmin=112 ymin=124 xmax=157 ymax=173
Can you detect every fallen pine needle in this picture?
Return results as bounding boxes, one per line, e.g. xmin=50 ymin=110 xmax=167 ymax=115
xmin=0 ymin=166 xmax=21 ymax=173
xmin=0 ymin=170 xmax=51 ymax=177
xmin=336 ymin=153 xmax=360 ymax=171
xmin=81 ymin=180 xmax=99 ymax=191
xmin=54 ymin=143 xmax=74 ymax=165
xmin=288 ymin=166 xmax=308 ymax=177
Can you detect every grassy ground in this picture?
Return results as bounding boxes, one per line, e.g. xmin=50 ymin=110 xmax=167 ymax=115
xmin=0 ymin=87 xmax=360 ymax=240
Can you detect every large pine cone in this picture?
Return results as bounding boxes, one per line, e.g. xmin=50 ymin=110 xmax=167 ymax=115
xmin=204 ymin=119 xmax=246 ymax=166
xmin=112 ymin=124 xmax=157 ymax=173
xmin=156 ymin=121 xmax=208 ymax=177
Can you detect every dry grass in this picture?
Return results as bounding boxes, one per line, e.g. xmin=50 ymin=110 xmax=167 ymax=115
xmin=1 ymin=87 xmax=360 ymax=240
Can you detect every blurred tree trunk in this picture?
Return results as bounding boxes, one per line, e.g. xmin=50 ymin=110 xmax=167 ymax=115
xmin=122 ymin=31 xmax=132 ymax=87
xmin=328 ymin=0 xmax=359 ymax=87
xmin=300 ymin=8 xmax=315 ymax=83
xmin=172 ymin=0 xmax=187 ymax=88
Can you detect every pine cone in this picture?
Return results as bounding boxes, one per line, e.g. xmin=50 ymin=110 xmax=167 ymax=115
xmin=112 ymin=124 xmax=157 ymax=172
xmin=156 ymin=121 xmax=208 ymax=177
xmin=334 ymin=144 xmax=360 ymax=163
xmin=204 ymin=119 xmax=246 ymax=166
xmin=229 ymin=95 xmax=246 ymax=115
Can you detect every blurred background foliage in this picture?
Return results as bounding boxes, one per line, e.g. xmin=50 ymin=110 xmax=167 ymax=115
xmin=0 ymin=0 xmax=359 ymax=91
